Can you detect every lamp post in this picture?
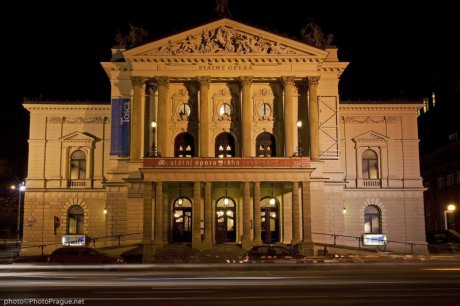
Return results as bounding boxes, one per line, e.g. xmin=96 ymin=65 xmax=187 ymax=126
xmin=296 ymin=120 xmax=303 ymax=156
xmin=151 ymin=121 xmax=159 ymax=157
xmin=11 ymin=182 xmax=26 ymax=244
xmin=444 ymin=204 xmax=456 ymax=230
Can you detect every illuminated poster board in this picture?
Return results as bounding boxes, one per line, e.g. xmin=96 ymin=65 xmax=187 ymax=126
xmin=363 ymin=234 xmax=387 ymax=246
xmin=61 ymin=235 xmax=86 ymax=246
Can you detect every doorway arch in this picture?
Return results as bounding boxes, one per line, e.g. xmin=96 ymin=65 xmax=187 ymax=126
xmin=260 ymin=197 xmax=280 ymax=243
xmin=215 ymin=197 xmax=236 ymax=243
xmin=172 ymin=197 xmax=192 ymax=242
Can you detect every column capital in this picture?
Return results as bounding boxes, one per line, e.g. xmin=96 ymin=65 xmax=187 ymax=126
xmin=156 ymin=76 xmax=170 ymax=88
xmin=306 ymin=76 xmax=320 ymax=87
xmin=131 ymin=76 xmax=144 ymax=87
xmin=239 ymin=76 xmax=253 ymax=87
xmin=281 ymin=76 xmax=296 ymax=88
xmin=196 ymin=76 xmax=211 ymax=89
xmin=145 ymin=80 xmax=157 ymax=95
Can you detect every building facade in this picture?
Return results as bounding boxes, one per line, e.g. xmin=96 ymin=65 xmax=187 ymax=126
xmin=22 ymin=19 xmax=426 ymax=258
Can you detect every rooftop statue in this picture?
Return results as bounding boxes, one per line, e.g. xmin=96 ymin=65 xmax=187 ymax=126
xmin=300 ymin=19 xmax=335 ymax=49
xmin=113 ymin=24 xmax=149 ymax=49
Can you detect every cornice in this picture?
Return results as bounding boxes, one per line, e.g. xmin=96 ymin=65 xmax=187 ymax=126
xmin=23 ymin=104 xmax=111 ymax=112
xmin=339 ymin=104 xmax=423 ymax=111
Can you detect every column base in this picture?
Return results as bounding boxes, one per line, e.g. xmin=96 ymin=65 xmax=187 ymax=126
xmin=142 ymin=241 xmax=154 ymax=263
xmin=241 ymin=238 xmax=252 ymax=250
xmin=297 ymin=242 xmax=314 ymax=256
xmin=200 ymin=240 xmax=213 ymax=249
xmin=291 ymin=238 xmax=302 ymax=246
xmin=252 ymin=238 xmax=263 ymax=246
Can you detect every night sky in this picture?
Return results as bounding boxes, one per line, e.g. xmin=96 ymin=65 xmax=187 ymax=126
xmin=2 ymin=1 xmax=458 ymax=180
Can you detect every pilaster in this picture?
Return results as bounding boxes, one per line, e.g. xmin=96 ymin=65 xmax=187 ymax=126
xmin=198 ymin=77 xmax=211 ymax=157
xmin=307 ymin=76 xmax=320 ymax=160
xmin=156 ymin=77 xmax=170 ymax=157
xmin=282 ymin=76 xmax=297 ymax=156
xmin=240 ymin=76 xmax=253 ymax=157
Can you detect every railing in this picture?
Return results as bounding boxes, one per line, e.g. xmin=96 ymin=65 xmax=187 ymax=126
xmin=4 ymin=232 xmax=142 ymax=258
xmin=312 ymin=232 xmax=426 ymax=255
xmin=363 ymin=179 xmax=381 ymax=187
xmin=68 ymin=180 xmax=86 ymax=188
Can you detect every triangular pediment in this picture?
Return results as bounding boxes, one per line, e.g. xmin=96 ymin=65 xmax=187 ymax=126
xmin=123 ymin=19 xmax=328 ymax=58
xmin=352 ymin=131 xmax=389 ymax=143
xmin=59 ymin=131 xmax=97 ymax=143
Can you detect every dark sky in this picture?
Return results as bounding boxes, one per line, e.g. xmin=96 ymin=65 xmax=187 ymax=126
xmin=2 ymin=0 xmax=458 ymax=179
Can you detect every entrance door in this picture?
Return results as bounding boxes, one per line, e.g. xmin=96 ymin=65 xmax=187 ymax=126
xmin=172 ymin=198 xmax=192 ymax=242
xmin=261 ymin=197 xmax=279 ymax=243
xmin=215 ymin=198 xmax=236 ymax=243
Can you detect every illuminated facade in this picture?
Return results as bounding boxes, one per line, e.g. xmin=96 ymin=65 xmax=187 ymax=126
xmin=22 ymin=19 xmax=427 ymax=258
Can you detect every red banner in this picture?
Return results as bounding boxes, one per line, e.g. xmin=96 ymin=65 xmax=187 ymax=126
xmin=143 ymin=157 xmax=310 ymax=168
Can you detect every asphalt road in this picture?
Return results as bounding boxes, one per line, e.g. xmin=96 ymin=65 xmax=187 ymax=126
xmin=1 ymin=261 xmax=460 ymax=305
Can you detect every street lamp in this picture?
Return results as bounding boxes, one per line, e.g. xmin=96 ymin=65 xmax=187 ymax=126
xmin=151 ymin=121 xmax=159 ymax=157
xmin=11 ymin=182 xmax=26 ymax=244
xmin=444 ymin=203 xmax=456 ymax=230
xmin=296 ymin=120 xmax=303 ymax=156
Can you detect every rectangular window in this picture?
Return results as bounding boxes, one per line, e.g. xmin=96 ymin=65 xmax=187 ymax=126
xmin=457 ymin=171 xmax=460 ymax=184
xmin=438 ymin=177 xmax=445 ymax=189
xmin=447 ymin=174 xmax=454 ymax=186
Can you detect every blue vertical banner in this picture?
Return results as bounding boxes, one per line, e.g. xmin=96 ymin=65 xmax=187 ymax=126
xmin=110 ymin=98 xmax=130 ymax=156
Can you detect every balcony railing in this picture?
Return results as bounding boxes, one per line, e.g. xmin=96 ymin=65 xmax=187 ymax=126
xmin=68 ymin=180 xmax=87 ymax=188
xmin=363 ymin=179 xmax=381 ymax=187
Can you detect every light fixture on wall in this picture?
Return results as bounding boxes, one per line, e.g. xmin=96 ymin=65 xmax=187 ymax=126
xmin=342 ymin=207 xmax=347 ymax=214
xmin=178 ymin=183 xmax=183 ymax=206
xmin=269 ymin=182 xmax=276 ymax=206
xmin=103 ymin=209 xmax=108 ymax=215
xmin=223 ymin=182 xmax=229 ymax=206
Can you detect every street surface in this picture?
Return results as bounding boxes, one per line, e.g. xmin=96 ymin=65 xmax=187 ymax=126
xmin=1 ymin=258 xmax=460 ymax=305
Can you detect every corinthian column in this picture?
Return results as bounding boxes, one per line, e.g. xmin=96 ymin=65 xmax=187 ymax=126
xmin=291 ymin=182 xmax=301 ymax=245
xmin=192 ymin=181 xmax=202 ymax=249
xmin=307 ymin=76 xmax=320 ymax=160
xmin=154 ymin=182 xmax=163 ymax=245
xmin=253 ymin=181 xmax=262 ymax=245
xmin=131 ymin=77 xmax=144 ymax=159
xmin=156 ymin=77 xmax=169 ymax=157
xmin=198 ymin=77 xmax=211 ymax=157
xmin=282 ymin=76 xmax=297 ymax=157
xmin=242 ymin=182 xmax=252 ymax=249
xmin=240 ymin=76 xmax=253 ymax=157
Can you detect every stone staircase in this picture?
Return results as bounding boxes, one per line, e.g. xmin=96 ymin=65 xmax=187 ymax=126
xmin=153 ymin=243 xmax=247 ymax=263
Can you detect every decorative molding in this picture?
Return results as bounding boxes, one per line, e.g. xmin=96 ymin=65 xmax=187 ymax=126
xmin=340 ymin=104 xmax=423 ymax=111
xmin=343 ymin=116 xmax=385 ymax=124
xmin=253 ymin=86 xmax=275 ymax=122
xmin=385 ymin=116 xmax=401 ymax=123
xmin=145 ymin=26 xmax=301 ymax=56
xmin=49 ymin=117 xmax=106 ymax=124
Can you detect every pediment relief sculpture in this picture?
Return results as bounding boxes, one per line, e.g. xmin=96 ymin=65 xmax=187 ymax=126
xmin=146 ymin=26 xmax=301 ymax=56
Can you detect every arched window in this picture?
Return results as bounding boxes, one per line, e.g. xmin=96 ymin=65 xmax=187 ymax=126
xmin=174 ymin=133 xmax=195 ymax=157
xmin=364 ymin=205 xmax=381 ymax=233
xmin=215 ymin=132 xmax=235 ymax=157
xmin=256 ymin=132 xmax=276 ymax=157
xmin=68 ymin=205 xmax=84 ymax=234
xmin=362 ymin=149 xmax=379 ymax=179
xmin=70 ymin=150 xmax=86 ymax=180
